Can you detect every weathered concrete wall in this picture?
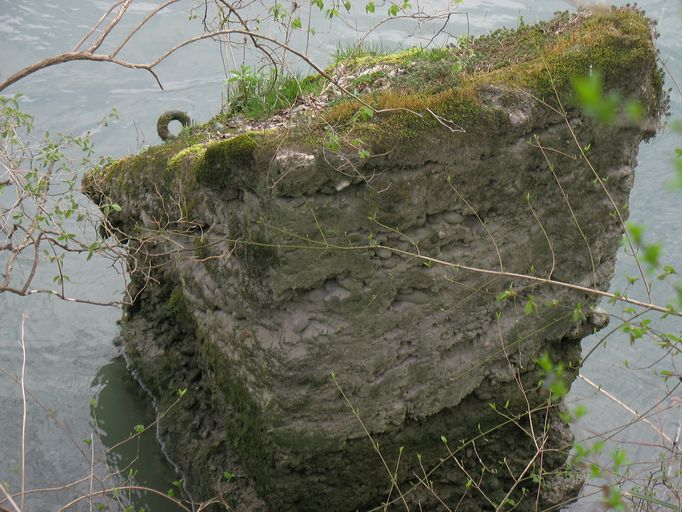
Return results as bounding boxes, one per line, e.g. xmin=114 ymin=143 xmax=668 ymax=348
xmin=84 ymin=8 xmax=664 ymax=511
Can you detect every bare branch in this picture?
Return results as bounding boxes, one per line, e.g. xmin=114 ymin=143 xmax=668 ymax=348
xmin=87 ymin=0 xmax=133 ymax=53
xmin=111 ymin=0 xmax=183 ymax=58
xmin=0 ymin=285 xmax=124 ymax=307
xmin=214 ymin=0 xmax=279 ymax=71
xmin=0 ymin=482 xmax=21 ymax=512
xmin=57 ymin=485 xmax=193 ymax=512
xmin=0 ymin=52 xmax=145 ymax=93
xmin=72 ymin=0 xmax=125 ymax=52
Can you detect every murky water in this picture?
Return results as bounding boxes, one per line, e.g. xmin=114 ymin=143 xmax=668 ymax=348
xmin=0 ymin=0 xmax=680 ymax=510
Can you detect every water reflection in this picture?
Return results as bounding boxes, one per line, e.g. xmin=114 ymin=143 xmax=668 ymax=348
xmin=91 ymin=357 xmax=185 ymax=512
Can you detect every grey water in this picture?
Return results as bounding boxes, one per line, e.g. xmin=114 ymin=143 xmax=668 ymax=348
xmin=0 ymin=0 xmax=680 ymax=510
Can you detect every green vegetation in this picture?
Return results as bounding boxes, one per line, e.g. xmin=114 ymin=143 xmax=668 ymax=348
xmin=223 ymin=66 xmax=325 ymax=120
xmin=166 ymin=287 xmax=196 ymax=329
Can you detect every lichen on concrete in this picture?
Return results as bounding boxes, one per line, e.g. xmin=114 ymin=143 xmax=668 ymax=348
xmin=83 ymin=7 xmax=665 ymax=512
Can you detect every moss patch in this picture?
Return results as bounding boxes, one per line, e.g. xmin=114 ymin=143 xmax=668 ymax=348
xmin=196 ymin=133 xmax=258 ymax=190
xmin=201 ymin=339 xmax=270 ymax=482
xmin=166 ymin=287 xmax=197 ymax=330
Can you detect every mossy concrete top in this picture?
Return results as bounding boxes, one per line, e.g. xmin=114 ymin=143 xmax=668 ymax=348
xmin=83 ymin=7 xmax=662 ymax=206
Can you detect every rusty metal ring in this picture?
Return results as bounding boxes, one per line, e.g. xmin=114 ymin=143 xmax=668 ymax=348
xmin=157 ymin=110 xmax=193 ymax=141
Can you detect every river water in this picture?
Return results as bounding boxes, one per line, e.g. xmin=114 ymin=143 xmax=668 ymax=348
xmin=0 ymin=0 xmax=680 ymax=510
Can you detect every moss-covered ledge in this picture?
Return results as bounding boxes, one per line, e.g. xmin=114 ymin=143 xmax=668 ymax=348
xmin=83 ymin=7 xmax=665 ymax=512
xmin=84 ymin=7 xmax=662 ymax=205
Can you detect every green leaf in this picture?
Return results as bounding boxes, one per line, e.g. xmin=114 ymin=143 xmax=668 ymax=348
xmin=291 ymin=16 xmax=302 ymax=29
xmin=86 ymin=241 xmax=100 ymax=261
xmin=658 ymin=265 xmax=677 ymax=280
xmin=388 ymin=3 xmax=399 ymax=16
xmin=626 ymin=222 xmax=644 ymax=245
xmin=572 ymin=443 xmax=589 ymax=464
xmin=365 ymin=1 xmax=375 ymax=13
xmin=603 ymin=485 xmax=624 ymax=509
xmin=612 ymin=447 xmax=629 ymax=470
xmin=353 ymin=106 xmax=374 ymax=121
xmin=134 ymin=424 xmax=145 ymax=433
xmin=535 ymin=352 xmax=552 ymax=372
xmin=496 ymin=290 xmax=512 ymax=301
xmin=572 ymin=303 xmax=585 ymax=322
xmin=643 ymin=243 xmax=662 ymax=268
xmin=573 ymin=72 xmax=620 ymax=123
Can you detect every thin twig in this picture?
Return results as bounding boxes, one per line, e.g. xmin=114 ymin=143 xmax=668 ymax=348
xmin=57 ymin=485 xmax=192 ymax=512
xmin=0 ymin=482 xmax=21 ymax=512
xmin=331 ymin=374 xmax=411 ymax=511
xmin=19 ymin=313 xmax=28 ymax=512
xmin=111 ymin=0 xmax=183 ymax=58
xmin=88 ymin=434 xmax=95 ymax=512
xmin=447 ymin=177 xmax=503 ymax=271
xmin=578 ymin=373 xmax=673 ymax=445
xmin=535 ymin=136 xmax=597 ymax=288
xmin=72 ymin=0 xmax=125 ymax=52
xmin=87 ymin=0 xmax=133 ymax=53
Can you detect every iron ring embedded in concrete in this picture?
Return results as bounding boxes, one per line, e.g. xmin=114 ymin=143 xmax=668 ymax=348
xmin=157 ymin=110 xmax=193 ymax=141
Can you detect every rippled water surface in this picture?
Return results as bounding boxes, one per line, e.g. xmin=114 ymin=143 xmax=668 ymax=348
xmin=1 ymin=0 xmax=680 ymax=510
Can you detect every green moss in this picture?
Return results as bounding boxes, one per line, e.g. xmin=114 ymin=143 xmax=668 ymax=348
xmin=201 ymin=339 xmax=270 ymax=481
xmin=343 ymin=46 xmax=448 ymax=70
xmin=323 ymin=83 xmax=501 ymax=158
xmin=167 ymin=143 xmax=207 ymax=170
xmin=83 ymin=134 xmax=211 ymax=207
xmin=318 ymin=8 xmax=660 ymax=160
xmin=165 ymin=143 xmax=206 ymax=192
xmin=244 ymin=242 xmax=278 ymax=280
xmin=167 ymin=287 xmax=196 ymax=329
xmin=196 ymin=133 xmax=258 ymax=189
